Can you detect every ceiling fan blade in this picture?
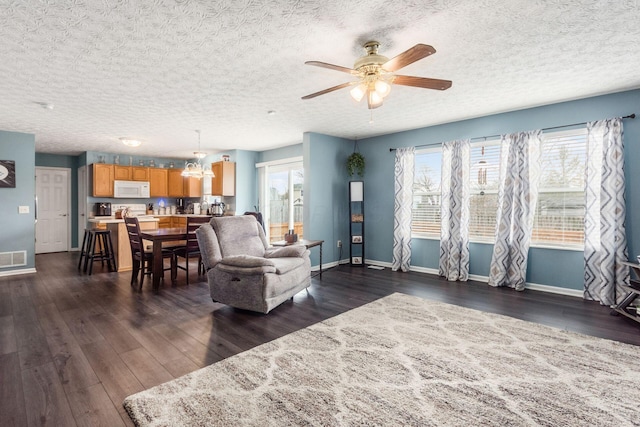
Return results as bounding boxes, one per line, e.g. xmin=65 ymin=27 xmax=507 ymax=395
xmin=305 ymin=61 xmax=356 ymax=74
xmin=382 ymin=44 xmax=436 ymax=72
xmin=394 ymin=75 xmax=452 ymax=90
xmin=301 ymin=82 xmax=353 ymax=100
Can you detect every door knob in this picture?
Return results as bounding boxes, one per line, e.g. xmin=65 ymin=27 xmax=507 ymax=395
xmin=59 ymin=214 xmax=67 ymax=217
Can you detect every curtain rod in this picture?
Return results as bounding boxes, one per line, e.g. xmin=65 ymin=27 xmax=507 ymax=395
xmin=388 ymin=113 xmax=636 ymax=152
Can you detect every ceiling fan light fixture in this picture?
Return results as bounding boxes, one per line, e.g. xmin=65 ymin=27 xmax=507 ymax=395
xmin=350 ymin=84 xmax=367 ymax=102
xmin=374 ymin=80 xmax=391 ymax=98
xmin=367 ymin=90 xmax=383 ymax=109
xmin=302 ymin=41 xmax=451 ymax=110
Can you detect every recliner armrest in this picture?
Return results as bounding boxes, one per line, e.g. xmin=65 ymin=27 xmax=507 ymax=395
xmin=264 ymin=246 xmax=307 ymax=258
xmin=220 ymin=254 xmax=275 ymax=268
xmin=217 ymin=255 xmax=276 ymax=275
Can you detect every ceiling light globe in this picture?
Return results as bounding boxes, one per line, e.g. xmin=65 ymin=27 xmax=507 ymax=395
xmin=350 ymin=84 xmax=367 ymax=102
xmin=368 ymin=90 xmax=383 ymax=109
xmin=375 ymin=80 xmax=391 ymax=98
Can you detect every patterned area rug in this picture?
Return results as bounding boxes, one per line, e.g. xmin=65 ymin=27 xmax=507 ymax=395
xmin=124 ymin=293 xmax=640 ymax=426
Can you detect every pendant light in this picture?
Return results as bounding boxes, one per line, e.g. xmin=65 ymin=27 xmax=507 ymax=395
xmin=182 ymin=130 xmax=214 ymax=179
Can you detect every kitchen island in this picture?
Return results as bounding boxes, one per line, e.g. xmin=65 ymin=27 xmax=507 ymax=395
xmin=88 ymin=216 xmax=159 ymax=272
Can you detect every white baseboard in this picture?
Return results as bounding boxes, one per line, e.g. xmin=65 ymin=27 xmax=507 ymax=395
xmin=313 ymin=259 xmax=350 ymax=271
xmin=364 ymin=259 xmax=583 ymax=299
xmin=0 ymin=267 xmax=37 ymax=277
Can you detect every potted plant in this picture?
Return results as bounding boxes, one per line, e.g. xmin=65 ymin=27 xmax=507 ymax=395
xmin=347 ymin=152 xmax=365 ymax=177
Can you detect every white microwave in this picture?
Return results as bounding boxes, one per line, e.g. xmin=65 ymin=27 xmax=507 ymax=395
xmin=114 ymin=180 xmax=150 ymax=198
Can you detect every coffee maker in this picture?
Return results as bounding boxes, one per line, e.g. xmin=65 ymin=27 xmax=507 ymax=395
xmin=176 ymin=198 xmax=185 ymax=213
xmin=95 ymin=202 xmax=112 ymax=216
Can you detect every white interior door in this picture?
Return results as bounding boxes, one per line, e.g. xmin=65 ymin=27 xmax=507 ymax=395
xmin=77 ymin=165 xmax=87 ymax=248
xmin=36 ymin=167 xmax=70 ymax=253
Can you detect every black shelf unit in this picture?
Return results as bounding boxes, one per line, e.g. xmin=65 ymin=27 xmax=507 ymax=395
xmin=611 ymin=261 xmax=640 ymax=324
xmin=349 ymin=181 xmax=364 ymax=266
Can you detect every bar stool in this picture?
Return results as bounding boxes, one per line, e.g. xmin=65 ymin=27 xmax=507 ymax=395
xmin=78 ymin=228 xmax=94 ymax=271
xmin=79 ymin=229 xmax=117 ymax=274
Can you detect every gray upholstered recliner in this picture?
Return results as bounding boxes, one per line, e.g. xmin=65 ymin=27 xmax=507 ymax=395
xmin=195 ymin=215 xmax=311 ymax=314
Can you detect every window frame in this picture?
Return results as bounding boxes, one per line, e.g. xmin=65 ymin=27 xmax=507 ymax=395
xmin=410 ymin=128 xmax=587 ymax=251
xmin=411 ymin=146 xmax=442 ymax=240
xmin=256 ymin=156 xmax=304 ymax=243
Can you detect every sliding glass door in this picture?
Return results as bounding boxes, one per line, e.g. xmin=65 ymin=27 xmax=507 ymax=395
xmin=258 ymin=158 xmax=303 ymax=243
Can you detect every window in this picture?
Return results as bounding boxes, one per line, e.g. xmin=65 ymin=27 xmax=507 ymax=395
xmin=412 ymin=148 xmax=441 ymax=237
xmin=469 ymin=141 xmax=501 ymax=241
xmin=532 ymin=129 xmax=587 ymax=247
xmin=411 ymin=128 xmax=588 ymax=249
xmin=257 ymin=158 xmax=304 ymax=243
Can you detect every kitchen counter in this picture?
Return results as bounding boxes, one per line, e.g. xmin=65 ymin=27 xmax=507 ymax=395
xmin=88 ymin=217 xmax=159 ymax=272
xmin=89 ymin=216 xmax=159 ymax=224
xmin=151 ymin=214 xmax=213 ymax=217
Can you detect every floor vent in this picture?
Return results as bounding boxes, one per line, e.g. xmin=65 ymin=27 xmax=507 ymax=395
xmin=0 ymin=251 xmax=27 ymax=268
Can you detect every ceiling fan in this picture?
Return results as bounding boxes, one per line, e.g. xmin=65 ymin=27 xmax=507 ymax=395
xmin=302 ymin=41 xmax=452 ymax=109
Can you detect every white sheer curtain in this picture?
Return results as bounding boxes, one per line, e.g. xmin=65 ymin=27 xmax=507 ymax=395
xmin=488 ymin=130 xmax=542 ymax=291
xmin=584 ymin=118 xmax=629 ymax=305
xmin=439 ymin=139 xmax=470 ymax=281
xmin=392 ymin=147 xmax=415 ymax=272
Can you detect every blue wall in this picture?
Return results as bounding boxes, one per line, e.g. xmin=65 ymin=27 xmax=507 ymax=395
xmin=358 ymin=89 xmax=640 ymax=291
xmin=232 ymin=150 xmax=259 ymax=214
xmin=304 ymin=133 xmax=353 ymax=265
xmin=0 ymin=131 xmax=36 ymax=272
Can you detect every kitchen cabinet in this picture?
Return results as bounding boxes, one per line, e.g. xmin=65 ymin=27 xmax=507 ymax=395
xmin=131 ymin=166 xmax=149 ymax=181
xmin=168 ymin=169 xmax=185 ymax=197
xmin=149 ymin=168 xmax=168 ymax=197
xmin=167 ymin=169 xmax=202 ymax=197
xmin=114 ymin=166 xmax=149 ymax=182
xmin=171 ymin=216 xmax=187 ymax=228
xmin=92 ymin=163 xmax=114 ymax=197
xmin=155 ymin=216 xmax=172 ymax=228
xmin=114 ymin=165 xmax=131 ymax=180
xmin=211 ymin=161 xmax=235 ymax=196
xmin=184 ymin=176 xmax=202 ymax=198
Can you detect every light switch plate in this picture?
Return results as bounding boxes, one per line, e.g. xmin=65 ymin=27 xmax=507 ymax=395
xmin=18 ymin=205 xmax=29 ymax=213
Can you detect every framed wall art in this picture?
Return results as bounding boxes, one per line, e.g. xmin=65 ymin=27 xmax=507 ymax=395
xmin=0 ymin=160 xmax=16 ymax=188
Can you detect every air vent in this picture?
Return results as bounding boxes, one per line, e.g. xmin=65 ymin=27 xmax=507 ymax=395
xmin=0 ymin=251 xmax=27 ymax=268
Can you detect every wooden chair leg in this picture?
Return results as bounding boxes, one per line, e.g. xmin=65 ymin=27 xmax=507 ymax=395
xmin=185 ymin=256 xmax=190 ymax=285
xmin=78 ymin=231 xmax=88 ymax=270
xmin=139 ymin=259 xmax=147 ymax=291
xmin=131 ymin=260 xmax=139 ymax=286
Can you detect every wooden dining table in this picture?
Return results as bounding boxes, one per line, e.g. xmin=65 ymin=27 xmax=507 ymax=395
xmin=139 ymin=227 xmax=186 ymax=291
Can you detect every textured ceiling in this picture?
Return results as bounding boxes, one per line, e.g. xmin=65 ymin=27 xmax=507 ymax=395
xmin=1 ymin=0 xmax=639 ymax=158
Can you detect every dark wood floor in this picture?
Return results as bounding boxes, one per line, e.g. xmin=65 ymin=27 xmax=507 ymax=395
xmin=1 ymin=252 xmax=638 ymax=426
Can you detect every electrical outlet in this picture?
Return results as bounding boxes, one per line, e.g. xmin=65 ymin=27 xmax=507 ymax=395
xmin=337 ymin=240 xmax=342 ymax=248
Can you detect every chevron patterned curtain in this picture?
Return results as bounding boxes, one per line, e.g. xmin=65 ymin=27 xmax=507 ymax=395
xmin=584 ymin=118 xmax=629 ymax=305
xmin=439 ymin=139 xmax=470 ymax=281
xmin=488 ymin=131 xmax=542 ymax=291
xmin=392 ymin=147 xmax=415 ymax=272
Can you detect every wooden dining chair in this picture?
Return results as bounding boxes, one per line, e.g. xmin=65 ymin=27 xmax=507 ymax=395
xmin=172 ymin=216 xmax=210 ymax=285
xmin=124 ymin=217 xmax=175 ymax=290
